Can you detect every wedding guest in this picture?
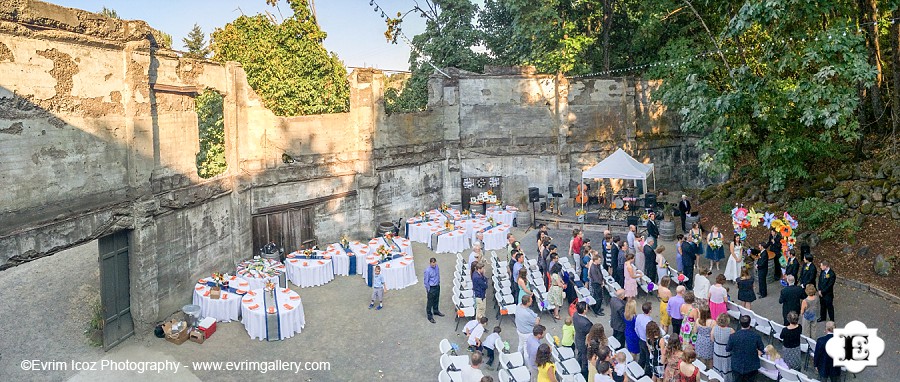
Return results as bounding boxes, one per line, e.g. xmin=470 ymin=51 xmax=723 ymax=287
xmin=647 ymin=211 xmax=659 ymax=249
xmin=646 ymin=321 xmax=665 ymax=380
xmin=737 ymin=267 xmax=756 ymax=309
xmin=679 ymin=291 xmax=700 ymax=346
xmin=767 ymin=228 xmax=784 ymax=281
xmin=517 ymin=268 xmax=532 ymax=305
xmin=693 ymin=267 xmax=711 ymax=302
xmin=570 ymin=229 xmax=584 ymax=267
xmin=467 ymin=317 xmax=488 ymax=352
xmin=461 ymin=351 xmax=485 ymax=382
xmin=610 ymin=236 xmax=621 ymax=275
xmin=711 ymin=313 xmax=734 ymax=382
xmin=586 ymin=324 xmax=609 ymax=355
xmin=627 ymin=225 xmax=637 ymax=253
xmin=596 ymin=360 xmax=615 ymax=382
xmin=725 ymin=234 xmax=742 ymax=282
xmin=472 ymin=262 xmax=489 ymax=320
xmin=548 ymin=270 xmax=566 ymax=320
xmin=800 ymin=285 xmax=820 ymax=338
xmin=424 ymin=258 xmax=443 ymax=323
xmin=469 ymin=243 xmax=482 ymax=269
xmin=760 ymin=345 xmax=789 ymax=379
xmin=483 ymin=326 xmax=502 ymax=368
xmin=624 ymin=299 xmax=640 ymax=360
xmin=727 ymin=315 xmax=765 ymax=382
xmin=676 ymin=234 xmax=685 ymax=273
xmin=678 ymin=195 xmax=692 ymax=232
xmin=662 ymin=336 xmax=683 ymax=382
xmin=589 ymin=254 xmax=606 ymax=316
xmin=676 ymin=346 xmax=700 ymax=381
xmin=694 ymin=305 xmax=715 ymax=369
xmin=574 ymin=302 xmax=593 ymax=378
xmin=708 ymin=274 xmax=728 ymax=321
xmin=643 ymin=237 xmax=658 ymax=283
xmin=780 ymin=312 xmax=803 ymax=370
xmin=785 ymin=250 xmax=800 ymax=283
xmin=667 ymin=286 xmax=686 ymax=336
xmin=560 ymin=317 xmax=575 ymax=349
xmin=779 ymin=275 xmax=804 ymax=325
xmin=511 ymin=253 xmax=524 ymax=302
xmin=754 ymin=245 xmax=769 ymax=298
xmin=624 ymin=253 xmax=639 ymax=299
xmin=705 ymin=226 xmax=725 ymax=271
xmin=616 ymin=241 xmax=628 ymax=287
xmin=535 ymin=343 xmax=559 ymax=382
xmin=369 ymin=265 xmax=385 ymax=310
xmin=655 ymin=246 xmax=667 ymax=284
xmin=601 ymin=231 xmax=612 ymax=269
xmin=609 ymin=289 xmax=626 ymax=347
xmin=814 ymin=322 xmax=842 ymax=382
xmin=635 ymin=302 xmax=653 ymax=369
xmin=515 ymin=295 xmax=540 ymax=355
xmin=658 ymin=276 xmax=672 ymax=330
xmin=682 ymin=234 xmax=699 ymax=290
xmin=526 ymin=325 xmax=547 ymax=377
xmin=818 ymin=260 xmax=836 ymax=322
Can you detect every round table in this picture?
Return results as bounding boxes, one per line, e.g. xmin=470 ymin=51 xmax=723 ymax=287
xmin=240 ymin=288 xmax=306 ymax=341
xmin=320 ymin=244 xmax=353 ymax=276
xmin=428 ymin=227 xmax=470 ymax=254
xmin=363 ymin=254 xmax=418 ymax=290
xmin=285 ymin=253 xmax=335 ymax=288
xmin=236 ymin=258 xmax=285 ymax=291
xmin=192 ymin=275 xmax=250 ymax=322
xmin=487 ymin=206 xmax=518 ymax=226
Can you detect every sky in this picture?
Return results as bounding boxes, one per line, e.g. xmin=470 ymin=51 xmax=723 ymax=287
xmin=48 ymin=0 xmax=434 ymax=72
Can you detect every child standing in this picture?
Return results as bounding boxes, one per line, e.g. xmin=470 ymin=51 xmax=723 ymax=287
xmin=483 ymin=326 xmax=502 ymax=369
xmin=560 ymin=317 xmax=575 ymax=348
xmin=369 ymin=266 xmax=385 ymax=310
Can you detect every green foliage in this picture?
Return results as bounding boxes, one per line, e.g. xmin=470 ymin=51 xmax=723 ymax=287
xmin=196 ymin=90 xmax=226 ymax=178
xmin=385 ymin=0 xmax=487 ymax=113
xmin=820 ymin=218 xmax=861 ymax=243
xmin=183 ymin=24 xmax=210 ymax=59
xmin=719 ymin=201 xmax=733 ymax=215
xmin=158 ymin=32 xmax=173 ymax=49
xmin=211 ymin=0 xmax=349 ymax=116
xmin=99 ymin=7 xmax=119 ymax=19
xmin=84 ymin=301 xmax=103 ymax=347
xmin=788 ymin=198 xmax=845 ymax=230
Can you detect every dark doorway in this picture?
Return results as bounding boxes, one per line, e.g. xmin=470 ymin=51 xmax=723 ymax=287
xmin=252 ymin=206 xmax=316 ymax=255
xmin=99 ymin=231 xmax=133 ymax=350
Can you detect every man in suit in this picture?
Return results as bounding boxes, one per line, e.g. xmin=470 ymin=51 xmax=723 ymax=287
xmin=608 ymin=236 xmax=620 ymax=274
xmin=727 ymin=315 xmax=765 ymax=382
xmin=779 ymin=275 xmax=805 ymax=325
xmin=643 ymin=238 xmax=658 ymax=284
xmin=573 ymin=302 xmax=593 ymax=380
xmin=600 ymin=230 xmax=612 ymax=268
xmin=681 ymin=235 xmax=697 ymax=290
xmin=616 ymin=241 xmax=628 ymax=287
xmin=784 ymin=250 xmax=799 ymax=284
xmin=814 ymin=321 xmax=842 ymax=382
xmin=646 ymin=212 xmax=659 ymax=249
xmin=678 ymin=194 xmax=691 ymax=232
xmin=766 ymin=229 xmax=783 ymax=281
xmin=799 ymin=255 xmax=817 ymax=288
xmin=609 ymin=289 xmax=627 ymax=347
xmin=818 ymin=260 xmax=836 ymax=322
xmin=755 ymin=243 xmax=769 ymax=298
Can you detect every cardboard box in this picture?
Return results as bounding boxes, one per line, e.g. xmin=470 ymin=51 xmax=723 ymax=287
xmin=189 ymin=329 xmax=205 ymax=344
xmin=163 ymin=320 xmax=189 ymax=345
xmin=198 ymin=317 xmax=216 ymax=339
xmin=210 ymin=287 xmax=221 ymax=300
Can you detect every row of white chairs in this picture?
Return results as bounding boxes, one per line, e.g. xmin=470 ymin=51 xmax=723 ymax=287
xmin=490 ymin=251 xmax=517 ymax=324
xmin=452 ymin=253 xmax=476 ymax=331
xmin=522 ymin=256 xmax=558 ymax=320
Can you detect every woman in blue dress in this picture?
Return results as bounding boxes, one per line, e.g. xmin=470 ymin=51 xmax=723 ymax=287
xmin=624 ymin=299 xmax=640 ymax=358
xmin=705 ymin=226 xmax=725 ymax=271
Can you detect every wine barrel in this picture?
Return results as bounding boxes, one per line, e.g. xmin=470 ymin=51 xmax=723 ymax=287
xmin=685 ymin=213 xmax=700 ymax=230
xmin=377 ymin=221 xmax=395 ymax=237
xmin=449 ymin=202 xmax=462 ymax=212
xmin=660 ymin=220 xmax=676 ymax=241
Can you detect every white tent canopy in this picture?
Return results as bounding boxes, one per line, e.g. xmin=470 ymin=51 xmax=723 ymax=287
xmin=581 ymin=148 xmax=656 ymax=193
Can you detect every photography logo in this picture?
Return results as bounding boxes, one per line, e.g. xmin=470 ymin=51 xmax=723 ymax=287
xmin=825 ymin=321 xmax=885 ymax=373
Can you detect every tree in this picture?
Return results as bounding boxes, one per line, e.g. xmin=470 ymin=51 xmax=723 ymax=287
xmin=211 ymin=0 xmax=349 ymax=115
xmin=384 ymin=0 xmax=487 ymax=113
xmin=195 ymin=90 xmax=226 ymax=178
xmin=183 ymin=24 xmax=210 ymax=59
xmin=99 ymin=7 xmax=119 ymax=19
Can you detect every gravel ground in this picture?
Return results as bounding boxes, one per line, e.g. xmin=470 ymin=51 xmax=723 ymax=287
xmin=0 ymin=226 xmax=895 ymax=381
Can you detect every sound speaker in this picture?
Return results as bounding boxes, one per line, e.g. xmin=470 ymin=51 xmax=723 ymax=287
xmin=644 ymin=193 xmax=657 ymax=210
xmin=627 ymin=216 xmax=639 ymax=227
xmin=548 ymin=186 xmax=555 ymax=195
xmin=529 ymin=187 xmax=540 ymax=202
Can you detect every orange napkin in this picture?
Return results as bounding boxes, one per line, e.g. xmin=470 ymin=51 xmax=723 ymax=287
xmin=287 ymin=253 xmax=295 ymax=258
xmin=302 ymin=262 xmax=308 ymax=266
xmin=402 ymin=243 xmax=408 ymax=246
xmin=247 ymin=290 xmax=256 ymax=296
xmin=282 ymin=304 xmax=294 ymax=311
xmin=323 ymin=255 xmax=331 ymax=259
xmin=198 ymin=279 xmax=205 ymax=283
xmin=267 ymin=307 xmax=276 ymax=314
xmin=203 ymin=290 xmax=210 ymax=297
xmin=317 ymin=260 xmax=325 ymax=265
xmin=370 ymin=261 xmax=378 ymax=265
xmin=239 ymin=282 xmax=249 ymax=287
xmin=416 ymin=223 xmax=421 ymax=226
xmin=385 ymin=264 xmax=391 ymax=268
xmin=195 ymin=285 xmax=204 ymax=290
xmin=248 ymin=304 xmax=259 ymax=310
xmin=243 ymin=298 xmax=254 ymax=303
xmin=230 ymin=275 xmax=236 ymax=281
xmin=353 ymin=241 xmax=360 ymax=245
xmin=282 ymin=288 xmax=291 ymax=293
xmin=290 ymin=259 xmax=298 ymax=263
xmin=221 ymin=293 xmax=228 ymax=299
xmin=290 ymin=295 xmax=300 ymax=301
xmin=448 ymin=233 xmax=453 ymax=236
xmin=236 ymin=289 xmax=247 ymax=294
xmin=405 ymin=257 xmax=413 ymax=260
xmin=400 ymin=262 xmax=407 ymax=266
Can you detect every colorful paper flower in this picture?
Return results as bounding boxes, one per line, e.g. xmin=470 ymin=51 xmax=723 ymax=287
xmin=678 ymin=274 xmax=686 ymax=282
xmin=746 ymin=208 xmax=763 ymax=227
xmin=740 ymin=220 xmax=751 ymax=229
xmin=763 ymin=212 xmax=776 ymax=228
xmin=771 ymin=219 xmax=785 ymax=231
xmin=784 ymin=212 xmax=798 ymax=229
xmin=733 ymin=207 xmax=748 ymax=221
xmin=780 ymin=225 xmax=793 ymax=238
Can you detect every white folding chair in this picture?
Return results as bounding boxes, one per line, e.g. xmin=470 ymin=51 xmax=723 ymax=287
xmin=769 ymin=321 xmax=786 ymax=342
xmin=753 ymin=315 xmax=774 ymax=341
xmin=692 ymin=359 xmax=707 ymax=372
xmin=438 ymin=370 xmax=458 ymax=382
xmin=702 ymin=368 xmax=725 ymax=382
xmin=452 ymin=295 xmax=475 ymax=331
xmin=802 ymin=336 xmax=817 ymax=370
xmin=797 ymin=372 xmax=821 ymax=382
xmin=607 ymin=335 xmax=622 ymax=350
xmin=738 ymin=306 xmax=756 ymax=325
xmin=758 ymin=357 xmax=779 ymax=380
xmin=499 ymin=348 xmax=526 ymax=369
xmin=776 ymin=363 xmax=801 ymax=382
xmin=439 ymin=338 xmax=452 ymax=354
xmin=625 ymin=361 xmax=645 ymax=380
xmin=726 ymin=301 xmax=742 ymax=319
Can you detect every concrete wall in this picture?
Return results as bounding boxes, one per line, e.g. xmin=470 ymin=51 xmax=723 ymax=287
xmin=0 ymin=0 xmax=708 ymax=335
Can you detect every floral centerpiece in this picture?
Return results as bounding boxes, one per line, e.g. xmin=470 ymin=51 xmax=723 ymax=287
xmin=376 ymin=245 xmax=391 ymax=262
xmin=440 ymin=203 xmax=449 ymax=212
xmin=340 ymin=234 xmax=350 ymax=248
xmin=487 ymin=217 xmax=495 ymax=227
xmin=462 ymin=209 xmax=470 ymax=217
xmin=444 ymin=220 xmax=454 ymax=230
xmin=264 ymin=280 xmax=276 ymax=292
xmin=640 ymin=212 xmax=650 ymax=221
xmin=303 ymin=249 xmax=313 ymax=259
xmin=709 ymin=237 xmax=724 ymax=250
xmin=385 ymin=231 xmax=394 ymax=240
xmin=211 ymin=272 xmax=224 ymax=288
xmin=419 ymin=211 xmax=427 ymax=220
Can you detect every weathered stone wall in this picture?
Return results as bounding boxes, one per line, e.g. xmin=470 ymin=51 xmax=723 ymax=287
xmin=0 ymin=0 xmax=708 ymax=335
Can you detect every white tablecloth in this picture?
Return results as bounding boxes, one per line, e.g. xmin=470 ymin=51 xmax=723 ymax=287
xmin=319 ymin=244 xmax=354 ymax=276
xmin=428 ymin=227 xmax=470 ymax=254
xmin=192 ymin=275 xmax=250 ymax=322
xmin=368 ymin=236 xmax=413 ymax=257
xmin=470 ymin=223 xmax=511 ymax=251
xmin=406 ymin=219 xmax=441 ymax=243
xmin=236 ymin=258 xmax=286 ymax=291
xmin=427 ymin=209 xmax=461 ymax=223
xmin=486 ymin=207 xmax=517 ymax=226
xmin=240 ymin=288 xmax=306 ymax=341
xmin=363 ymin=254 xmax=418 ymax=290
xmin=285 ymin=254 xmax=335 ymax=288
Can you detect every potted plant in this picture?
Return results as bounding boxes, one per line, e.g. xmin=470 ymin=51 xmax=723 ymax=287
xmin=575 ymin=208 xmax=586 ymax=223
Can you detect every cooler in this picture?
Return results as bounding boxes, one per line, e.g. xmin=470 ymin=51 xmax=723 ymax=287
xmin=198 ymin=317 xmax=217 ymax=338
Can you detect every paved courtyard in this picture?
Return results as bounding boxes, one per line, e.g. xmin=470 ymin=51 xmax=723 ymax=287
xmin=0 ymin=224 xmax=896 ymax=381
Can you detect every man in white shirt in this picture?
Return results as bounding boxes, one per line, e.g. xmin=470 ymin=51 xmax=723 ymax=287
xmin=468 ymin=243 xmax=482 ymax=268
xmin=515 ymin=295 xmax=540 ymax=355
xmin=694 ymin=267 xmax=711 ymax=301
xmin=627 ymin=225 xmax=637 ymax=253
xmin=460 ymin=351 xmax=485 ymax=382
xmin=635 ymin=302 xmax=653 ymax=369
